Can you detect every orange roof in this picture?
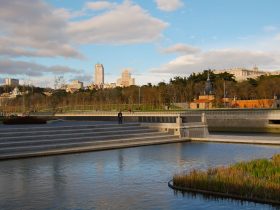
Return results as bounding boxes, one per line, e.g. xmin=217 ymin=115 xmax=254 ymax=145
xmin=193 ymin=99 xmax=213 ymax=103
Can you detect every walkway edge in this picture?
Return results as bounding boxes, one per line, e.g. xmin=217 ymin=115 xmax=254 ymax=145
xmin=191 ymin=137 xmax=280 ymax=145
xmin=0 ymin=138 xmax=190 ymax=161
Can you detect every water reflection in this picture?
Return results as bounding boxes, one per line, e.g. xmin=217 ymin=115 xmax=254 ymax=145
xmin=0 ymin=142 xmax=279 ymax=210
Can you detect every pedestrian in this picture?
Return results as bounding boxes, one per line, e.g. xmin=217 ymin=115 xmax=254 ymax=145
xmin=118 ymin=111 xmax=123 ymax=124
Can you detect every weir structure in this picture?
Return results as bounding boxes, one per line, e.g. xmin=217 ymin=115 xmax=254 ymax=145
xmin=56 ymin=111 xmax=209 ymax=138
xmin=0 ymin=112 xmax=208 ymax=160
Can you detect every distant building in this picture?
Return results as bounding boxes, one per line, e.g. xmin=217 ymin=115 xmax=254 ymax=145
xmin=95 ymin=64 xmax=104 ymax=87
xmin=117 ymin=69 xmax=135 ymax=87
xmin=66 ymin=80 xmax=83 ymax=93
xmin=103 ymin=83 xmax=117 ymax=89
xmin=230 ymin=98 xmax=280 ymax=109
xmin=213 ymin=67 xmax=280 ymax=81
xmin=0 ymin=93 xmax=10 ymax=106
xmin=43 ymin=91 xmax=53 ymax=96
xmin=0 ymin=87 xmax=23 ymax=106
xmin=5 ymin=78 xmax=19 ymax=86
xmin=10 ymin=87 xmax=22 ymax=98
xmin=269 ymin=70 xmax=280 ymax=76
xmin=190 ymin=72 xmax=215 ymax=109
xmin=190 ymin=73 xmax=280 ymax=109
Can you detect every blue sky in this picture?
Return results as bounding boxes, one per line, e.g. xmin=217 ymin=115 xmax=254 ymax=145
xmin=1 ymin=0 xmax=280 ymax=87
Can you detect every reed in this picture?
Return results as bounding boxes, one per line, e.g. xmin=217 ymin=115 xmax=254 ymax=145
xmin=173 ymin=154 xmax=280 ymax=202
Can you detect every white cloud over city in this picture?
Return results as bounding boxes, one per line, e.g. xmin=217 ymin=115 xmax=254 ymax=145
xmin=0 ymin=0 xmax=168 ymax=79
xmin=85 ymin=1 xmax=116 ymax=10
xmin=0 ymin=59 xmax=79 ymax=76
xmin=69 ymin=1 xmax=168 ymax=44
xmin=0 ymin=0 xmax=82 ymax=59
xmin=0 ymin=0 xmax=168 ymax=58
xmin=152 ymin=44 xmax=280 ymax=75
xmin=160 ymin=43 xmax=201 ymax=55
xmin=155 ymin=0 xmax=184 ymax=12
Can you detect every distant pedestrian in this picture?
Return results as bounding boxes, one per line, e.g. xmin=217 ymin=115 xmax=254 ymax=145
xmin=118 ymin=111 xmax=123 ymax=124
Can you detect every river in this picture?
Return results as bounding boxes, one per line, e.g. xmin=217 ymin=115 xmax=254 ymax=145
xmin=0 ymin=142 xmax=279 ymax=210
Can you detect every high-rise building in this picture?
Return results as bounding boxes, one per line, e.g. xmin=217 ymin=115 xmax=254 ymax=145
xmin=116 ymin=69 xmax=135 ymax=87
xmin=95 ymin=64 xmax=104 ymax=87
xmin=5 ymin=78 xmax=19 ymax=86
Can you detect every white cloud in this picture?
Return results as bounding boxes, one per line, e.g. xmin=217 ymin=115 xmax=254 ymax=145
xmin=0 ymin=0 xmax=83 ymax=59
xmin=161 ymin=43 xmax=201 ymax=55
xmin=155 ymin=0 xmax=184 ymax=12
xmin=263 ymin=25 xmax=278 ymax=32
xmin=53 ymin=8 xmax=86 ymax=20
xmin=0 ymin=59 xmax=80 ymax=76
xmin=0 ymin=0 xmax=168 ymax=59
xmin=69 ymin=1 xmax=168 ymax=44
xmin=152 ymin=47 xmax=280 ymax=74
xmin=85 ymin=1 xmax=115 ymax=10
xmin=274 ymin=33 xmax=280 ymax=41
xmin=137 ymin=73 xmax=172 ymax=85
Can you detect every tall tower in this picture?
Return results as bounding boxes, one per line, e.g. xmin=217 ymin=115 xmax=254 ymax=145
xmin=204 ymin=71 xmax=213 ymax=95
xmin=95 ymin=64 xmax=104 ymax=86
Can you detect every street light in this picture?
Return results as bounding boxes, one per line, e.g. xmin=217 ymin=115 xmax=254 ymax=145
xmin=138 ymin=86 xmax=141 ymax=110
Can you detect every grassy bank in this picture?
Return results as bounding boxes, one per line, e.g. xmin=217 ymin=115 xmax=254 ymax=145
xmin=173 ymin=154 xmax=280 ymax=203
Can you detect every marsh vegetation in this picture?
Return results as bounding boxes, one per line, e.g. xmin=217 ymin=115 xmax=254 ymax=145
xmin=173 ymin=154 xmax=280 ymax=203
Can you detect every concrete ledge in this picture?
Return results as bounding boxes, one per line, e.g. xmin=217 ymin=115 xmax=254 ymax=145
xmin=191 ymin=136 xmax=280 ymax=145
xmin=0 ymin=137 xmax=190 ymax=161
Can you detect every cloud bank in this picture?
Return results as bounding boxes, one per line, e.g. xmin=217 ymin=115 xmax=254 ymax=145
xmin=153 ymin=44 xmax=280 ymax=75
xmin=0 ymin=0 xmax=168 ymax=79
xmin=0 ymin=59 xmax=79 ymax=76
xmin=161 ymin=43 xmax=201 ymax=55
xmin=0 ymin=0 xmax=82 ymax=59
xmin=69 ymin=1 xmax=168 ymax=44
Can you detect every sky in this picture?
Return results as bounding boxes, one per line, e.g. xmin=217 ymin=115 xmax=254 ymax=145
xmin=1 ymin=0 xmax=280 ymax=87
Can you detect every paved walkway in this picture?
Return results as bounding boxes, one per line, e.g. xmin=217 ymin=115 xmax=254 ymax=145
xmin=0 ymin=120 xmax=122 ymax=130
xmin=192 ymin=133 xmax=280 ymax=145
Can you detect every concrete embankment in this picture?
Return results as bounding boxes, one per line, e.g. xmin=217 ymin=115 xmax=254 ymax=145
xmin=0 ymin=122 xmax=189 ymax=160
xmin=192 ymin=134 xmax=280 ymax=145
xmin=184 ymin=109 xmax=280 ymax=133
xmin=54 ymin=109 xmax=280 ymax=133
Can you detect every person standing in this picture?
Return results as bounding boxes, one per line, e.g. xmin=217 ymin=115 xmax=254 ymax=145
xmin=118 ymin=111 xmax=123 ymax=124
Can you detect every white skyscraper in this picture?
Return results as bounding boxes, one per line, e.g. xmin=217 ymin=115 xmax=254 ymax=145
xmin=95 ymin=64 xmax=104 ymax=87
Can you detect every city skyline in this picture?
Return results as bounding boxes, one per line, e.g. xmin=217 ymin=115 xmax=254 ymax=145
xmin=1 ymin=1 xmax=280 ymax=87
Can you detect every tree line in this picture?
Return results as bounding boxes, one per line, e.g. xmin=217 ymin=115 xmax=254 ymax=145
xmin=1 ymin=70 xmax=280 ymax=112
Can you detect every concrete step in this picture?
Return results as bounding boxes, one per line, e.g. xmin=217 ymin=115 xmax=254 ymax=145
xmin=0 ymin=131 xmax=165 ymax=148
xmin=0 ymin=122 xmax=185 ymax=160
xmin=0 ymin=123 xmax=141 ymax=135
xmin=0 ymin=134 xmax=176 ymax=155
xmin=0 ymin=127 xmax=155 ymax=142
xmin=0 ymin=136 xmax=184 ymax=160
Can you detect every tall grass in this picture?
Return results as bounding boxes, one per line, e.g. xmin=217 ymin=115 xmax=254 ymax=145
xmin=173 ymin=154 xmax=280 ymax=202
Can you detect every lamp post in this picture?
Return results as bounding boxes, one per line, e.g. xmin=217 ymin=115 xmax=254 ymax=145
xmin=138 ymin=86 xmax=141 ymax=110
xmin=223 ymin=80 xmax=226 ymax=108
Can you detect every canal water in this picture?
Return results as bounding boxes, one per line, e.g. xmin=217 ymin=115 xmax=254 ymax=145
xmin=0 ymin=142 xmax=279 ymax=210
